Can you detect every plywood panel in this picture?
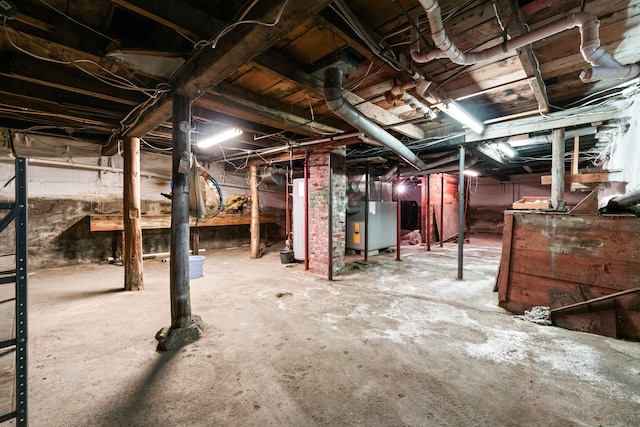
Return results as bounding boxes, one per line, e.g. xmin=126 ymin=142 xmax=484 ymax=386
xmin=433 ymin=204 xmax=459 ymax=242
xmin=498 ymin=212 xmax=640 ymax=339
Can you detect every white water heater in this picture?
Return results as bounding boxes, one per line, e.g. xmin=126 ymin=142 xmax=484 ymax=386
xmin=292 ymin=178 xmax=305 ymax=260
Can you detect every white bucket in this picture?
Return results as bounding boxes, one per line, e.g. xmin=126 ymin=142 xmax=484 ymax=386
xmin=189 ymin=255 xmax=205 ymax=279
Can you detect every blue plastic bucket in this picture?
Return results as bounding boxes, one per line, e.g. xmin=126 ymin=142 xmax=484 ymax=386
xmin=189 ymin=255 xmax=205 ymax=279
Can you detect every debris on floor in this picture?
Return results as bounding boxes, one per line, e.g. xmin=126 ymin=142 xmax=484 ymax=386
xmin=276 ymin=292 xmax=293 ymax=298
xmin=515 ymin=306 xmax=552 ymax=326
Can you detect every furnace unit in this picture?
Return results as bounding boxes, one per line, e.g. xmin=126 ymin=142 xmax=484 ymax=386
xmin=347 ymin=201 xmax=397 ymax=252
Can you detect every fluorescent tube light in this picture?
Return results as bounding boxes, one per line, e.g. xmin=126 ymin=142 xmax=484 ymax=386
xmin=463 ymin=169 xmax=480 ymax=177
xmin=197 ymin=128 xmax=243 ymax=148
xmin=497 ymin=142 xmax=518 ymax=158
xmin=438 ymin=99 xmax=484 ymax=134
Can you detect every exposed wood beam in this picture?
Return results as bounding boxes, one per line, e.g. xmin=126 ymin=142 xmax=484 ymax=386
xmin=109 ymin=0 xmax=221 ymax=42
xmin=493 ymin=0 xmax=549 ymax=112
xmin=0 ymin=54 xmax=144 ymax=106
xmin=465 ymin=104 xmax=624 ymax=143
xmin=196 ymin=95 xmax=303 ymax=136
xmin=210 ymin=81 xmax=345 ymax=135
xmin=541 ymin=172 xmax=612 ymax=185
xmin=116 ymin=0 xmax=335 ymax=151
xmin=0 ymin=91 xmax=118 ymax=129
xmin=251 ymin=50 xmax=426 ymax=140
xmin=314 ymin=14 xmax=376 ymax=62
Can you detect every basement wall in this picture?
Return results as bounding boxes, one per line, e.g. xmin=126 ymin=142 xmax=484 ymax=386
xmin=601 ymin=96 xmax=640 ymax=200
xmin=0 ymin=146 xmax=285 ymax=270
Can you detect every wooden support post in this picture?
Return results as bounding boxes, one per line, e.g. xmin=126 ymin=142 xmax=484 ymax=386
xmin=571 ymin=135 xmax=581 ymax=192
xmin=551 ymin=128 xmax=565 ymax=210
xmin=123 ymin=136 xmax=143 ymax=291
xmin=170 ymin=94 xmax=192 ymax=329
xmin=192 ymin=227 xmax=200 ymax=255
xmin=250 ymin=164 xmax=261 ymax=258
xmin=571 ymin=135 xmax=580 ymax=175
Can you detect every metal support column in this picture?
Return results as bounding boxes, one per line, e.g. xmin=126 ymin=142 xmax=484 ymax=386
xmin=457 ymin=146 xmax=465 ymax=280
xmin=0 ymin=158 xmax=28 ymax=426
xmin=170 ymin=95 xmax=192 ymax=329
xmin=364 ymin=163 xmax=369 ymax=262
xmin=327 ymin=153 xmax=333 ymax=281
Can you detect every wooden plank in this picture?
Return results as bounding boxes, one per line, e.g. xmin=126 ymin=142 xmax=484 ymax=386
xmin=90 ymin=213 xmax=275 ymax=231
xmin=510 ymin=248 xmax=640 ymax=290
xmin=511 ymin=227 xmax=640 ymax=263
xmin=541 ymin=172 xmax=612 ymax=185
xmin=503 ymin=271 xmax=623 ymax=311
xmin=510 ymin=212 xmax=640 ymax=233
xmin=433 ymin=204 xmax=458 ymax=243
xmin=568 ymin=191 xmax=598 ymax=214
xmin=496 ymin=213 xmax=514 ymax=298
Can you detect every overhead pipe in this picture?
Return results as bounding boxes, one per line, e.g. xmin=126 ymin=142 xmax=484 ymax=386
xmin=412 ymin=0 xmax=639 ymax=82
xmin=324 ymin=67 xmax=427 ymax=171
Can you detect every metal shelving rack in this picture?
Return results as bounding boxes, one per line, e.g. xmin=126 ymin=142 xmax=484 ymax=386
xmin=0 ymin=158 xmax=28 ymax=426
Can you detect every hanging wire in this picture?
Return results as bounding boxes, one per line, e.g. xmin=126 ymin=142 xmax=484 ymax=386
xmin=194 ymin=0 xmax=289 ymax=49
xmin=3 ymin=18 xmax=172 ymax=98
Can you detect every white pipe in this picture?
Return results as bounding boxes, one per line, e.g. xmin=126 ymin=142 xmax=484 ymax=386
xmin=0 ymin=156 xmax=171 ymax=179
xmin=412 ymin=1 xmax=639 ymax=82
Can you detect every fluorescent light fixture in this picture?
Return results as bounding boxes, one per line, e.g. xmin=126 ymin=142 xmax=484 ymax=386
xmin=463 ymin=169 xmax=480 ymax=177
xmin=438 ymin=99 xmax=484 ymax=134
xmin=497 ymin=142 xmax=518 ymax=158
xmin=197 ymin=128 xmax=243 ymax=148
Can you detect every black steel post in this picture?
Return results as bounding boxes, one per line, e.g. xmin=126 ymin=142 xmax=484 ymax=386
xmin=170 ymin=95 xmax=192 ymax=328
xmin=15 ymin=158 xmax=28 ymax=426
xmin=364 ymin=162 xmax=369 ymax=262
xmin=457 ymin=146 xmax=465 ymax=280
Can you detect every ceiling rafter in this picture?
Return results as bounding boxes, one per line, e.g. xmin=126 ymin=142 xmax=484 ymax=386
xmin=493 ymin=0 xmax=549 ymax=113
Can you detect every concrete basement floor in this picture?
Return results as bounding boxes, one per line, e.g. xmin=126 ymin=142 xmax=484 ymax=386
xmin=13 ymin=235 xmax=640 ymax=425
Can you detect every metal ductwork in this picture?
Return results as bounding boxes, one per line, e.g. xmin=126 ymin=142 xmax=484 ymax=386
xmin=412 ymin=0 xmax=639 ymax=83
xmin=324 ymin=67 xmax=427 ymax=171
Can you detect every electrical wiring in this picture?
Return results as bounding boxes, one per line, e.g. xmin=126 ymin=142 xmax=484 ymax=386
xmin=3 ymin=18 xmax=172 ymax=98
xmin=194 ymin=0 xmax=289 ymax=49
xmin=141 ymin=138 xmax=172 ymax=151
xmin=330 ymin=1 xmax=403 ymax=72
xmin=564 ymin=77 xmax=640 ymax=109
xmin=218 ymin=145 xmax=251 ymax=171
xmin=305 ymin=93 xmax=341 ymax=136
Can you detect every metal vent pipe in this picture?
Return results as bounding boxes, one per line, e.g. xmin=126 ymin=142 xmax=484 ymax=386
xmin=324 ymin=67 xmax=427 ymax=171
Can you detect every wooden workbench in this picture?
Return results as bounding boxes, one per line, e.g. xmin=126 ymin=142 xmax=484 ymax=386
xmin=90 ymin=213 xmax=276 ymax=257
